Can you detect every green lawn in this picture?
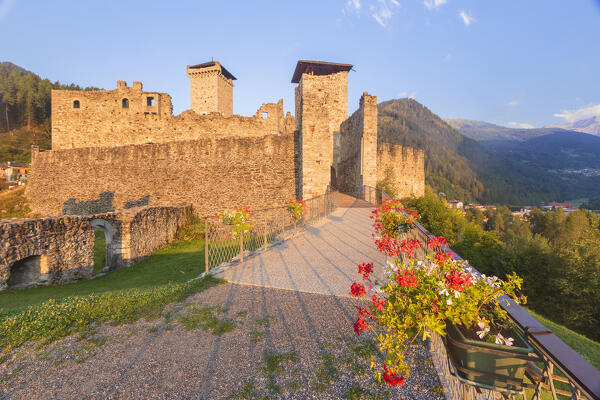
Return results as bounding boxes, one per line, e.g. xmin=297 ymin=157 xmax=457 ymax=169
xmin=526 ymin=308 xmax=600 ymax=370
xmin=0 ymin=237 xmax=208 ymax=315
xmin=93 ymin=229 xmax=106 ymax=275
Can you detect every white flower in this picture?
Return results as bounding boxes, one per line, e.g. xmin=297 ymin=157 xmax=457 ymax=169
xmin=446 ymin=298 xmax=453 ymax=306
xmin=495 ymin=333 xmax=504 ymax=345
xmin=372 ymin=284 xmax=382 ymax=293
xmin=438 ymin=282 xmax=449 ymax=296
xmin=476 ymin=322 xmax=489 ymax=339
xmin=504 ymin=336 xmax=514 ymax=346
xmin=453 ymin=290 xmax=461 ymax=298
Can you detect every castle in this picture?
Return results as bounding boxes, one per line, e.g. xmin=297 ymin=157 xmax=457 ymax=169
xmin=26 ymin=60 xmax=424 ymax=217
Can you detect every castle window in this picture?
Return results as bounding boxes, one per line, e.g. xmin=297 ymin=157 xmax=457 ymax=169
xmin=122 ymin=98 xmax=129 ymax=108
xmin=146 ymin=96 xmax=154 ymax=106
xmin=262 ymin=112 xmax=268 ymax=119
xmin=73 ymin=100 xmax=80 ymax=109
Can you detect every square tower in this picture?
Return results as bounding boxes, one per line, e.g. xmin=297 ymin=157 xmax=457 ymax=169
xmin=292 ymin=60 xmax=352 ymax=199
xmin=187 ymin=62 xmax=236 ymax=117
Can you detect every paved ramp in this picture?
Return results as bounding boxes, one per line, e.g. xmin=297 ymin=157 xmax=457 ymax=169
xmin=215 ymin=195 xmax=387 ymax=297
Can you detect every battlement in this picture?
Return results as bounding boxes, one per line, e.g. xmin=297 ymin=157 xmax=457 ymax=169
xmin=377 ymin=143 xmax=425 ymax=198
xmin=187 ymin=61 xmax=235 ymax=117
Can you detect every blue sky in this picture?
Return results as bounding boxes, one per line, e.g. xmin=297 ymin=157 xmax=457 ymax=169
xmin=1 ymin=0 xmax=599 ymax=128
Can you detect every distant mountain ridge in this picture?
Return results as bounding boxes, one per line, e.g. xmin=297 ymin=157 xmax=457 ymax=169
xmin=546 ymin=115 xmax=600 ymax=135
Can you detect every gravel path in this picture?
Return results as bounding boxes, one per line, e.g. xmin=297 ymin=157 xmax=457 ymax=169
xmin=1 ymin=284 xmax=444 ymax=399
xmin=0 ymin=199 xmax=445 ymax=399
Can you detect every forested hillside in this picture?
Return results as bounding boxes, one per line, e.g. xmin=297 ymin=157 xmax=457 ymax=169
xmin=378 ymin=99 xmax=560 ymax=205
xmin=0 ymin=62 xmax=99 ymax=162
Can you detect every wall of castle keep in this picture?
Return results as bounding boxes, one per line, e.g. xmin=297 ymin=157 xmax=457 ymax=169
xmin=0 ymin=205 xmax=190 ymax=290
xmin=376 ymin=143 xmax=425 ymax=199
xmin=295 ymin=71 xmax=348 ymax=199
xmin=51 ymin=82 xmax=293 ymax=150
xmin=188 ymin=68 xmax=234 ymax=117
xmin=335 ymin=93 xmax=378 ymax=198
xmin=26 ymin=135 xmax=295 ymax=217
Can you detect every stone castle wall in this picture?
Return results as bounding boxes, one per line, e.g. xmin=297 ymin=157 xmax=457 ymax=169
xmin=377 ymin=143 xmax=425 ymax=199
xmin=335 ymin=93 xmax=378 ymax=198
xmin=295 ymin=71 xmax=348 ymax=199
xmin=0 ymin=205 xmax=190 ymax=290
xmin=26 ymin=134 xmax=295 ymax=217
xmin=52 ymin=82 xmax=293 ymax=150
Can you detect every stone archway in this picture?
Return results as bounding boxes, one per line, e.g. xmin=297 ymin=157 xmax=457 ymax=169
xmin=7 ymin=254 xmax=49 ymax=289
xmin=90 ymin=219 xmax=114 ymax=272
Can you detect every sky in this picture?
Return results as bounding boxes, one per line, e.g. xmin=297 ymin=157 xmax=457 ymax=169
xmin=1 ymin=0 xmax=599 ymax=128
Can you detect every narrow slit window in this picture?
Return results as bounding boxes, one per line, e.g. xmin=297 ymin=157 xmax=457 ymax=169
xmin=146 ymin=97 xmax=154 ymax=106
xmin=122 ymin=98 xmax=129 ymax=108
xmin=73 ymin=100 xmax=80 ymax=109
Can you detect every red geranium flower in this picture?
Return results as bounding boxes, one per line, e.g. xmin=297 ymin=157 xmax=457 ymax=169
xmin=429 ymin=236 xmax=447 ymax=249
xmin=397 ymin=270 xmax=418 ymax=288
xmin=400 ymin=238 xmax=422 ymax=258
xmin=358 ymin=262 xmax=374 ymax=280
xmin=383 ymin=365 xmax=406 ymax=387
xmin=444 ymin=269 xmax=473 ymax=292
xmin=354 ymin=316 xmax=368 ymax=335
xmin=372 ymin=295 xmax=386 ymax=312
xmin=434 ymin=251 xmax=453 ymax=265
xmin=350 ymin=282 xmax=366 ymax=297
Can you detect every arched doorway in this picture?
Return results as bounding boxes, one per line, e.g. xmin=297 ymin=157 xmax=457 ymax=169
xmin=8 ymin=255 xmax=48 ymax=289
xmin=90 ymin=219 xmax=114 ymax=272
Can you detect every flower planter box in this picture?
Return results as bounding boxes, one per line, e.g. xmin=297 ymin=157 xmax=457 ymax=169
xmin=445 ymin=322 xmax=536 ymax=391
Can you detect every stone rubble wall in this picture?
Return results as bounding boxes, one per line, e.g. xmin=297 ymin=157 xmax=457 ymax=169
xmin=335 ymin=93 xmax=378 ymax=198
xmin=376 ymin=143 xmax=425 ymax=199
xmin=26 ymin=134 xmax=295 ymax=217
xmin=52 ymin=83 xmax=294 ymax=150
xmin=0 ymin=205 xmax=191 ymax=290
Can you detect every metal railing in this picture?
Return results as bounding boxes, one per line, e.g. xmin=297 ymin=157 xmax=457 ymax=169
xmin=361 ymin=185 xmax=600 ymax=400
xmin=204 ymin=190 xmax=338 ymax=272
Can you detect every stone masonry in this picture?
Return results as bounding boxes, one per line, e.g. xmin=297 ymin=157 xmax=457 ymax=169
xmin=31 ymin=59 xmax=424 ymax=215
xmin=0 ymin=205 xmax=190 ymax=290
xmin=377 ymin=143 xmax=425 ymax=198
xmin=335 ymin=93 xmax=378 ymax=198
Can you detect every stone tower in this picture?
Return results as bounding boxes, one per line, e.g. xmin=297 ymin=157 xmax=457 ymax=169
xmin=292 ymin=60 xmax=353 ymax=199
xmin=187 ymin=62 xmax=236 ymax=117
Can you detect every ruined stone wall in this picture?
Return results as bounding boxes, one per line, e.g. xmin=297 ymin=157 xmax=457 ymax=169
xmin=125 ymin=205 xmax=191 ymax=266
xmin=27 ymin=134 xmax=295 ymax=217
xmin=335 ymin=93 xmax=378 ymax=198
xmin=0 ymin=215 xmax=94 ymax=290
xmin=377 ymin=143 xmax=425 ymax=199
xmin=51 ymin=82 xmax=293 ymax=150
xmin=295 ymin=71 xmax=348 ymax=199
xmin=0 ymin=205 xmax=191 ymax=290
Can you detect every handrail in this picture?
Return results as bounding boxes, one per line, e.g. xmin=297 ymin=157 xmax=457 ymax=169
xmin=362 ymin=184 xmax=600 ymax=400
xmin=204 ymin=190 xmax=338 ymax=272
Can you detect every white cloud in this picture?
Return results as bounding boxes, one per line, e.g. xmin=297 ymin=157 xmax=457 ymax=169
xmin=508 ymin=122 xmax=534 ymax=129
xmin=554 ymin=103 xmax=600 ymax=123
xmin=506 ymin=99 xmax=520 ymax=107
xmin=398 ymin=91 xmax=417 ymax=99
xmin=345 ymin=0 xmax=361 ymax=11
xmin=459 ymin=10 xmax=475 ymax=26
xmin=0 ymin=0 xmax=17 ymax=22
xmin=443 ymin=54 xmax=452 ymax=62
xmin=424 ymin=0 xmax=447 ymax=10
xmin=371 ymin=0 xmax=399 ymax=28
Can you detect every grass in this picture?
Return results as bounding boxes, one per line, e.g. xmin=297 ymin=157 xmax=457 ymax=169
xmin=0 ymin=186 xmax=30 ymax=219
xmin=179 ymin=304 xmax=235 ymax=335
xmin=0 ymin=217 xmax=224 ymax=350
xmin=93 ymin=230 xmax=106 ymax=275
xmin=526 ymin=308 xmax=600 ymax=370
xmin=0 ymin=232 xmax=207 ymax=314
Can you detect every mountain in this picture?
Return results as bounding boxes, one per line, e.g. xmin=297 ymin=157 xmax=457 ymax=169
xmin=546 ymin=115 xmax=600 ymax=135
xmin=445 ymin=119 xmax=558 ymax=143
xmin=378 ymin=99 xmax=567 ymax=205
